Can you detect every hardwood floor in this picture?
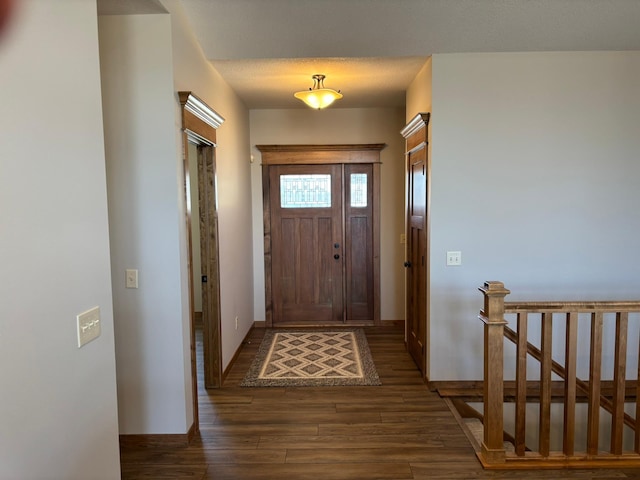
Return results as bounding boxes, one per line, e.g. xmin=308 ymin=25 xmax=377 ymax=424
xmin=120 ymin=325 xmax=640 ymax=479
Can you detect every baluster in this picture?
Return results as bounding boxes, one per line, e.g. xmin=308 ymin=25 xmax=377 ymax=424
xmin=611 ymin=312 xmax=628 ymax=454
xmin=587 ymin=312 xmax=603 ymax=455
xmin=515 ymin=312 xmax=528 ymax=456
xmin=563 ymin=312 xmax=578 ymax=456
xmin=479 ymin=281 xmax=510 ymax=464
xmin=539 ymin=312 xmax=552 ymax=457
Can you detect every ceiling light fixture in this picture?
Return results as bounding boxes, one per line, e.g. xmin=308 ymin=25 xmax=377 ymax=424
xmin=294 ymin=74 xmax=343 ymax=110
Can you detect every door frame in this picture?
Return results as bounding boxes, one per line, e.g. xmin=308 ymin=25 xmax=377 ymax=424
xmin=401 ymin=113 xmax=431 ymax=380
xmin=256 ymin=144 xmax=385 ymax=327
xmin=178 ymin=92 xmax=224 ymax=432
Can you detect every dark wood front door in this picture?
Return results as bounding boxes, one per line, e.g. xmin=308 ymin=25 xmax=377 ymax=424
xmin=268 ymin=162 xmax=377 ymax=326
xmin=259 ymin=144 xmax=384 ymax=328
xmin=270 ymin=164 xmax=344 ymax=324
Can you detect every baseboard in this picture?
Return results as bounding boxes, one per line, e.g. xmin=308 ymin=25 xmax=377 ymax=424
xmin=222 ymin=324 xmax=257 ymax=382
xmin=119 ymin=422 xmax=196 ymax=448
xmin=429 ymin=380 xmax=484 ymax=396
xmin=431 ymin=379 xmax=640 ymax=401
xmin=251 ymin=320 xmax=403 ymax=328
xmin=380 ymin=319 xmax=404 ymax=327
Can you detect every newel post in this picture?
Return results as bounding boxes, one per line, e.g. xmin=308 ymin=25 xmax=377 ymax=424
xmin=478 ymin=281 xmax=510 ymax=464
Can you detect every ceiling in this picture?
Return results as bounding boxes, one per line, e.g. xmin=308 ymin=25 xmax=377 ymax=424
xmin=210 ymin=57 xmax=429 ymax=109
xmin=99 ymin=0 xmax=640 ymax=109
xmin=97 ymin=0 xmax=167 ymax=15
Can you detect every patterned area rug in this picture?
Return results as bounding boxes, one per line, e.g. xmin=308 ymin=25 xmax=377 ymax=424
xmin=240 ymin=329 xmax=381 ymax=387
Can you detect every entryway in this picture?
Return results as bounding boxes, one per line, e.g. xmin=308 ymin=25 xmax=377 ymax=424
xmin=258 ymin=144 xmax=385 ymax=327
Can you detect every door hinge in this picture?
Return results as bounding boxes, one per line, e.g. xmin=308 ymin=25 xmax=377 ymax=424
xmin=202 ymin=275 xmax=208 ymax=283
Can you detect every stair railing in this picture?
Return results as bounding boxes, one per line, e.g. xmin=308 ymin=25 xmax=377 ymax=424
xmin=479 ymin=281 xmax=640 ymax=468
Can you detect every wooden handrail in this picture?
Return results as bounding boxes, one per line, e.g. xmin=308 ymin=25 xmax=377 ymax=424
xmin=479 ymin=281 xmax=640 ymax=469
xmin=505 ymin=301 xmax=640 ymax=312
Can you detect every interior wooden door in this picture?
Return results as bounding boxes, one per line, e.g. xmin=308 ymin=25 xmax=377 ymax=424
xmin=402 ymin=113 xmax=430 ymax=378
xmin=270 ymin=164 xmax=344 ymax=324
xmin=197 ymin=144 xmax=223 ymax=388
xmin=406 ymin=146 xmax=427 ymax=374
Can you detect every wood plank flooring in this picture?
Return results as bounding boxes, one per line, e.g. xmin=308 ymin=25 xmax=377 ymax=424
xmin=120 ymin=325 xmax=640 ymax=479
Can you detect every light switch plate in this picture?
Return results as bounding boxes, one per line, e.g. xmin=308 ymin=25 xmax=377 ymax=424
xmin=126 ymin=269 xmax=138 ymax=289
xmin=446 ymin=251 xmax=462 ymax=266
xmin=77 ymin=306 xmax=101 ymax=348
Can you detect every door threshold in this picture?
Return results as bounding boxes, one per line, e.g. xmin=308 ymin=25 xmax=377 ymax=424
xmin=272 ymin=321 xmax=377 ymax=328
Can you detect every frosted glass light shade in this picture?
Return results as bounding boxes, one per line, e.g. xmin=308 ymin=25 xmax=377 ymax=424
xmin=294 ymin=75 xmax=343 ymax=109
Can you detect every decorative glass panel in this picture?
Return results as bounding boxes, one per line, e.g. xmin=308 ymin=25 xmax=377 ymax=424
xmin=350 ymin=173 xmax=367 ymax=207
xmin=280 ymin=174 xmax=331 ymax=208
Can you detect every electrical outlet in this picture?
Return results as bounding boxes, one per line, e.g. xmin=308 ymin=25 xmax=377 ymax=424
xmin=77 ymin=306 xmax=101 ymax=348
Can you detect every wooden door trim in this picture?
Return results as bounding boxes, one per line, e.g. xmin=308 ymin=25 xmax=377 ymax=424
xmin=400 ymin=114 xmax=430 ymax=145
xmin=257 ymin=144 xmax=385 ymax=165
xmin=372 ymin=162 xmax=381 ymax=322
xmin=178 ymin=92 xmax=224 ymax=434
xmin=257 ymin=144 xmax=385 ymax=328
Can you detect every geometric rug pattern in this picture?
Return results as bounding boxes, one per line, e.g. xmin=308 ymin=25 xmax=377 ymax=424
xmin=240 ymin=329 xmax=381 ymax=387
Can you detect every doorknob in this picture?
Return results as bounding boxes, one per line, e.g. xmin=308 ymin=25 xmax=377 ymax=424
xmin=403 ymin=261 xmax=411 ymax=268
xmin=334 ymin=254 xmax=340 ymax=260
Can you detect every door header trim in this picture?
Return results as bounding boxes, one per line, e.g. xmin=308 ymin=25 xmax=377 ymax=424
xmin=256 ymin=144 xmax=386 ymax=165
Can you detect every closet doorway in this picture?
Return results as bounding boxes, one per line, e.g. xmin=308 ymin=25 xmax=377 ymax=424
xmin=179 ymin=91 xmax=224 ymax=421
xmin=258 ymin=144 xmax=385 ymax=327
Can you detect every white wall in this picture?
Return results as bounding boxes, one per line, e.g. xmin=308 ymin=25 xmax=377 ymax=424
xmin=406 ymin=57 xmax=432 ymax=122
xmin=0 ymin=1 xmax=120 ymax=478
xmin=99 ymin=14 xmax=193 ymax=434
xmin=250 ymin=107 xmax=407 ymax=321
xmin=161 ymin=0 xmax=254 ymax=370
xmin=428 ymin=52 xmax=640 ymax=380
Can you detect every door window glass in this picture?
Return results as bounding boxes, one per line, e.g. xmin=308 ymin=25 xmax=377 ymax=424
xmin=280 ymin=174 xmax=331 ymax=208
xmin=350 ymin=173 xmax=367 ymax=207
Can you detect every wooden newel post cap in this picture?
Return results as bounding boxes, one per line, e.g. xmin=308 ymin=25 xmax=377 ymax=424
xmin=479 ymin=281 xmax=510 ymax=296
xmin=479 ymin=281 xmax=510 ymax=324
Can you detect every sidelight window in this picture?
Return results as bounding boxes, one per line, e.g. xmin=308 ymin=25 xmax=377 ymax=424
xmin=350 ymin=173 xmax=367 ymax=207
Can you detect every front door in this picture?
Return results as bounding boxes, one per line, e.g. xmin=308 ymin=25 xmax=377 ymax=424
xmin=270 ymin=164 xmax=344 ymax=324
xmin=259 ymin=144 xmax=384 ymax=328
